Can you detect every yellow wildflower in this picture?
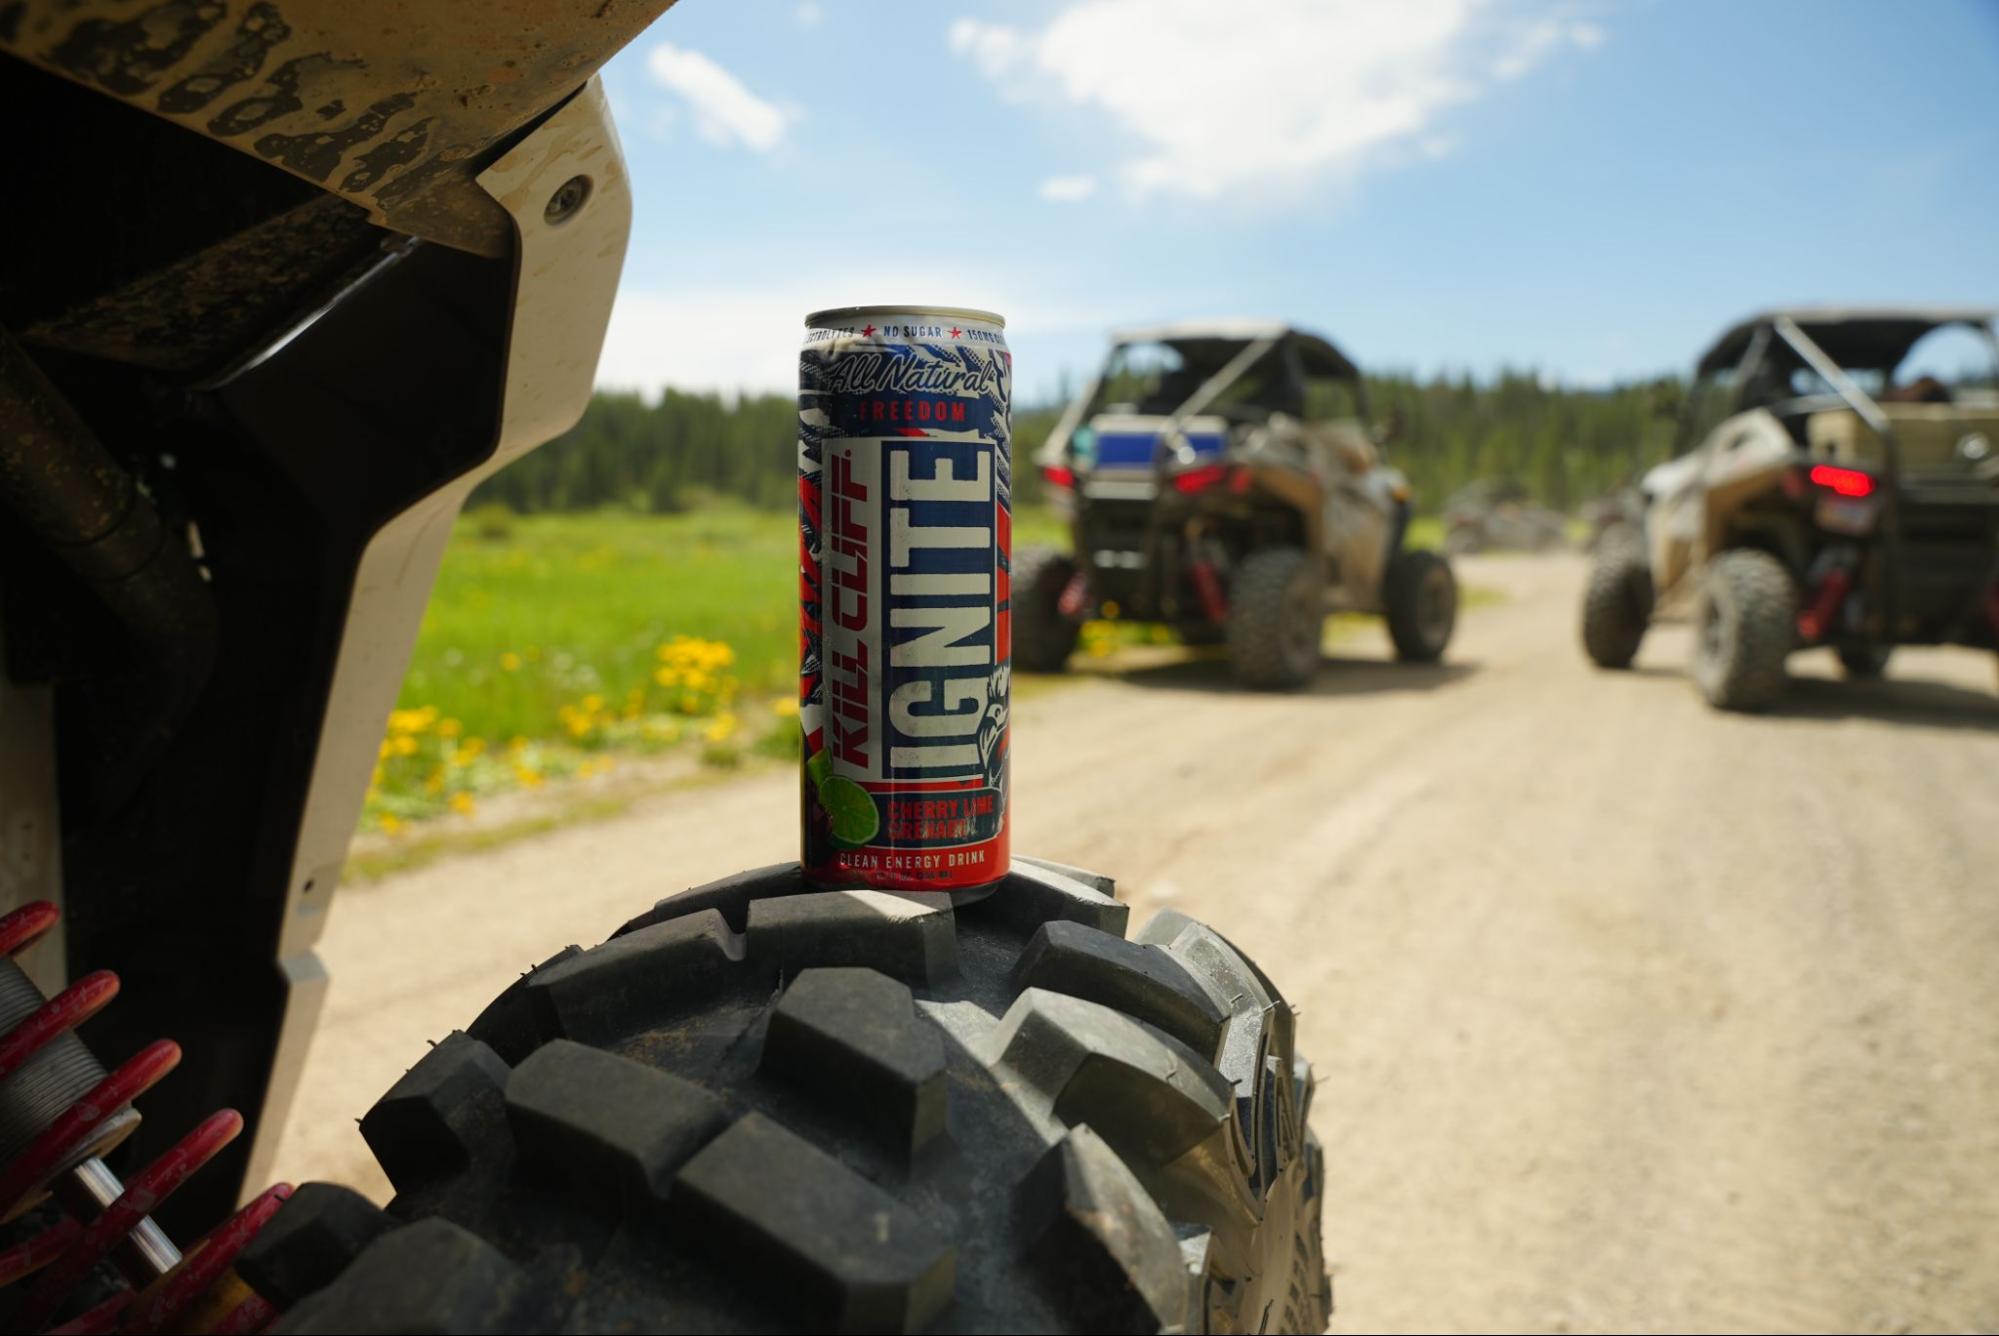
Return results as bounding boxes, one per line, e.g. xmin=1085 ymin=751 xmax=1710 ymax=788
xmin=771 ymin=697 xmax=801 ymax=717
xmin=499 ymin=652 xmax=522 ymax=672
xmin=387 ymin=707 xmax=434 ymax=735
xmin=449 ymin=792 xmax=476 ymax=815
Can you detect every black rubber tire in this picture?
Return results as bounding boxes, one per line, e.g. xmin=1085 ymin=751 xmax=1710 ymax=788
xmin=1383 ymin=548 xmax=1457 ymax=663
xmin=1227 ymin=547 xmax=1324 ymax=690
xmin=1693 ymin=548 xmax=1796 ymax=711
xmin=254 ymin=861 xmax=1330 ymax=1335
xmin=1013 ymin=546 xmax=1081 ymax=673
xmin=1580 ymin=540 xmax=1652 ymax=669
xmin=1836 ymin=644 xmax=1892 ymax=679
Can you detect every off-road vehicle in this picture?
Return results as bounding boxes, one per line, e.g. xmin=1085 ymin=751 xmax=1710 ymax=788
xmin=1017 ymin=321 xmax=1457 ymax=689
xmin=1583 ymin=307 xmax=1999 ymax=709
xmin=0 ymin=5 xmax=1328 ymax=1332
xmin=1441 ymin=478 xmax=1568 ymax=554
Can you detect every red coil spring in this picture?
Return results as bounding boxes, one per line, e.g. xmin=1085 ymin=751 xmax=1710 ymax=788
xmin=0 ymin=902 xmax=290 ymax=1334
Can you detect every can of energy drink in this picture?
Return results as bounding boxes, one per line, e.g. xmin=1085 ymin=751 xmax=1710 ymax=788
xmin=797 ymin=306 xmax=1011 ymax=895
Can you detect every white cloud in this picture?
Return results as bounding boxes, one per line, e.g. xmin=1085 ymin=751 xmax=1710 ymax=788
xmin=1039 ymin=174 xmax=1099 ymax=202
xmin=596 ymin=290 xmax=808 ymax=398
xmin=1492 ymin=17 xmax=1562 ymax=81
xmin=645 ymin=43 xmax=791 ymax=153
xmin=595 ymin=271 xmax=1100 ymax=399
xmin=795 ymin=1 xmax=823 ymax=28
xmin=950 ymin=1 xmax=1601 ymax=201
xmin=947 ymin=17 xmax=1028 ymax=81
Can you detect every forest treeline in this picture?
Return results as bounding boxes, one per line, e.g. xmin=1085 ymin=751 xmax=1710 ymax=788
xmin=472 ymin=371 xmax=1687 ymax=516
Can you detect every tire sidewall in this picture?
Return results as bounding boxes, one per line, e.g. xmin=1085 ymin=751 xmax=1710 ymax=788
xmin=1386 ymin=549 xmax=1456 ymax=662
xmin=1013 ymin=546 xmax=1081 ymax=672
xmin=1581 ymin=547 xmax=1651 ymax=669
xmin=1694 ymin=549 xmax=1795 ymax=710
xmin=1228 ymin=548 xmax=1323 ymax=690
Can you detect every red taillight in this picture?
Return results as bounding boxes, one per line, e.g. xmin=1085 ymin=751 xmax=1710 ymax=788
xmin=1809 ymin=464 xmax=1875 ymax=498
xmin=1173 ymin=464 xmax=1230 ymax=494
xmin=1041 ymin=464 xmax=1076 ymax=490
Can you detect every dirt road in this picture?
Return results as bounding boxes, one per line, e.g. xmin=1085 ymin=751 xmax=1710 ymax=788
xmin=268 ymin=554 xmax=1999 ymax=1333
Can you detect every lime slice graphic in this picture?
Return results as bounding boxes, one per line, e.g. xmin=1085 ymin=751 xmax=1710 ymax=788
xmin=805 ymin=748 xmax=832 ymax=789
xmin=818 ymin=775 xmax=879 ymax=848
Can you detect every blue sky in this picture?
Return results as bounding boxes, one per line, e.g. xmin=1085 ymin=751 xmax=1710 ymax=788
xmin=592 ymin=0 xmax=1999 ymax=404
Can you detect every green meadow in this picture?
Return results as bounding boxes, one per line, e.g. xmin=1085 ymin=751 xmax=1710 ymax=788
xmin=365 ymin=504 xmax=1067 ymax=830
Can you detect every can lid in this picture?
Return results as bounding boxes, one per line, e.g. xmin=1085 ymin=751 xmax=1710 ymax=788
xmin=806 ymin=305 xmax=1005 ymax=330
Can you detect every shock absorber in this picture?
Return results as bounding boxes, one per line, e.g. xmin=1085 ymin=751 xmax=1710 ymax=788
xmin=0 ymin=902 xmax=290 ymax=1334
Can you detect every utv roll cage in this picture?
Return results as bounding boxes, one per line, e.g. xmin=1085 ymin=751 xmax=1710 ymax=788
xmin=1692 ymin=307 xmax=1999 ymax=432
xmin=1043 ymin=321 xmax=1367 ymax=466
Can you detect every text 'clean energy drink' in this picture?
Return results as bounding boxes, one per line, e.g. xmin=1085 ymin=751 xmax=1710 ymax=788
xmin=797 ymin=306 xmax=1011 ymax=894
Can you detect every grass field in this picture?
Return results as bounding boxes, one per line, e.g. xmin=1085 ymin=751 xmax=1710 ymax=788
xmin=364 ymin=502 xmax=1458 ymax=831
xmin=365 ymin=504 xmax=1068 ymax=830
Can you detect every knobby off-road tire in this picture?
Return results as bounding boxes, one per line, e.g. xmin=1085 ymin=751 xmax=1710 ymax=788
xmin=1580 ymin=539 xmax=1652 ymax=669
xmin=1228 ymin=547 xmax=1324 ymax=690
xmin=1693 ymin=548 xmax=1795 ymax=711
xmin=246 ymin=860 xmax=1331 ymax=1335
xmin=1013 ymin=546 xmax=1081 ymax=673
xmin=1383 ymin=548 xmax=1456 ymax=664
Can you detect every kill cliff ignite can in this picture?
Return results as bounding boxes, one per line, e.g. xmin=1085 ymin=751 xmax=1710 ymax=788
xmin=798 ymin=306 xmax=1011 ymax=894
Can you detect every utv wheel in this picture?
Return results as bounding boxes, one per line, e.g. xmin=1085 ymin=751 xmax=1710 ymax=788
xmin=1383 ymin=548 xmax=1457 ymax=663
xmin=1836 ymin=644 xmax=1891 ymax=679
xmin=1693 ymin=548 xmax=1796 ymax=711
xmin=254 ymin=862 xmax=1331 ymax=1335
xmin=1014 ymin=546 xmax=1081 ymax=672
xmin=1228 ymin=547 xmax=1325 ymax=689
xmin=1580 ymin=541 xmax=1653 ymax=669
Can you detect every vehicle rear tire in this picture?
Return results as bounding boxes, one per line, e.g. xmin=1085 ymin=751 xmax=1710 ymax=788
xmin=1228 ymin=547 xmax=1324 ymax=689
xmin=1693 ymin=548 xmax=1795 ymax=711
xmin=1580 ymin=540 xmax=1652 ymax=669
xmin=1013 ymin=546 xmax=1081 ymax=673
xmin=248 ymin=861 xmax=1331 ymax=1335
xmin=1836 ymin=644 xmax=1891 ymax=679
xmin=1383 ymin=548 xmax=1457 ymax=663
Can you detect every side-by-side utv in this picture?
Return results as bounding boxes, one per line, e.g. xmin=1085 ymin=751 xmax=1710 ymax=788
xmin=1583 ymin=307 xmax=1999 ymax=709
xmin=1016 ymin=322 xmax=1456 ymax=689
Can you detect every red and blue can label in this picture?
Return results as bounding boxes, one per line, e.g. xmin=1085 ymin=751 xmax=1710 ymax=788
xmin=799 ymin=307 xmax=1011 ymax=892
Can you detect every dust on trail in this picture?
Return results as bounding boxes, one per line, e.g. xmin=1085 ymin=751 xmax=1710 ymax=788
xmin=268 ymin=554 xmax=1999 ymax=1334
